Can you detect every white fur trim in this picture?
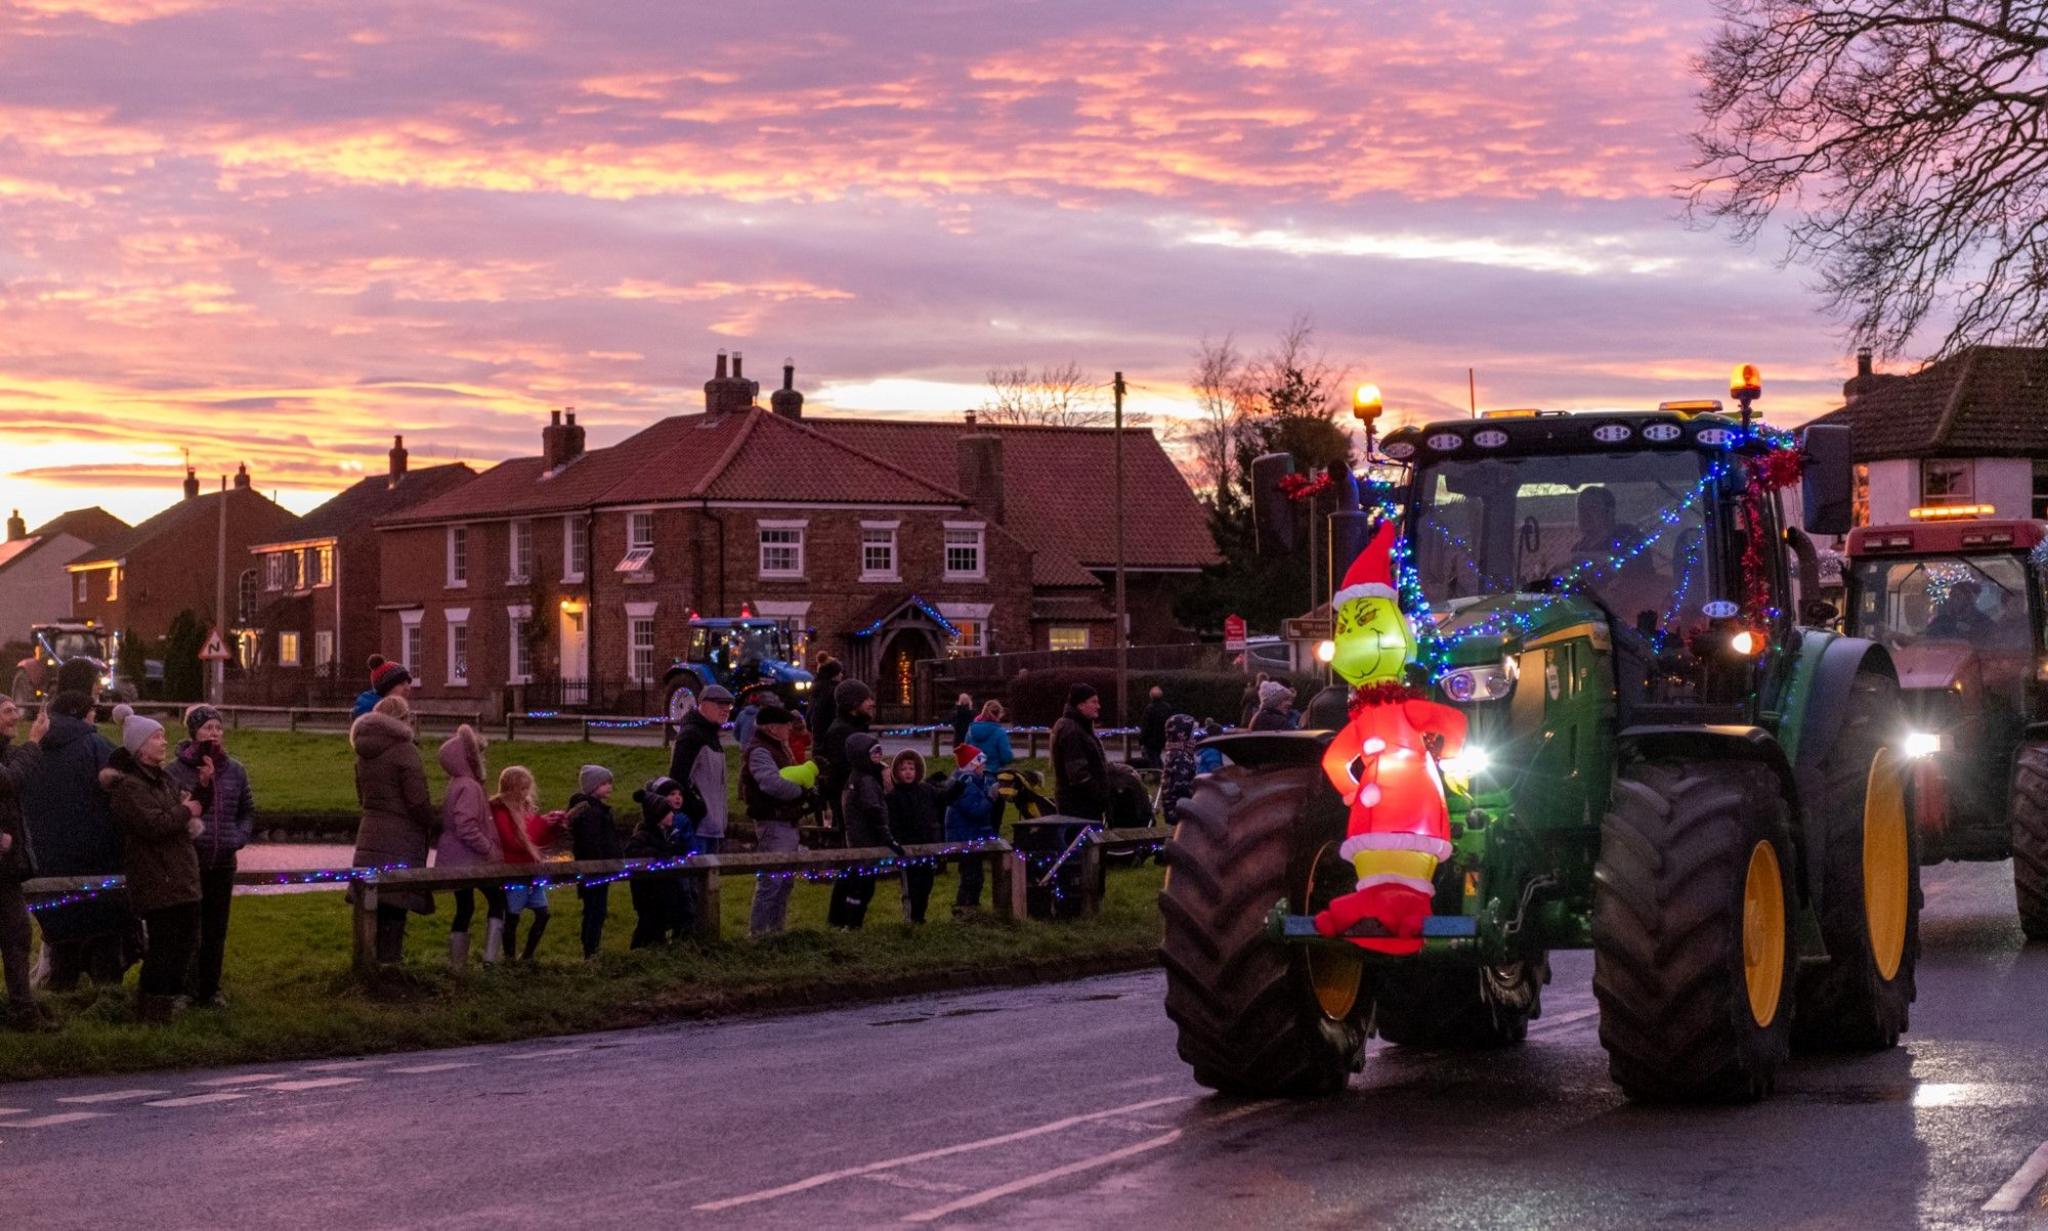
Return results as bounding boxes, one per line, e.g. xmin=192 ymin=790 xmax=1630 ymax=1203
xmin=1361 ymin=737 xmax=1386 ymax=755
xmin=1353 ymin=873 xmax=1436 ymax=896
xmin=1340 ymin=833 xmax=1453 ymax=861
xmin=1357 ymin=784 xmax=1382 ymax=807
xmin=1332 ymin=582 xmax=1397 ymax=606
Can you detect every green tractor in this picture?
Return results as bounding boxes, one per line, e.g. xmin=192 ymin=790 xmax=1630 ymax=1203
xmin=1161 ymin=398 xmax=1922 ymax=1102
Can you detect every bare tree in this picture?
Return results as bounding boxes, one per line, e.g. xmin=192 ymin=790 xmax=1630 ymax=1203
xmin=1688 ymin=1 xmax=2048 ymax=356
xmin=1244 ymin=314 xmax=1348 ymax=421
xmin=1182 ymin=332 xmax=1244 ymax=500
xmin=976 ymin=361 xmax=1107 ymax=426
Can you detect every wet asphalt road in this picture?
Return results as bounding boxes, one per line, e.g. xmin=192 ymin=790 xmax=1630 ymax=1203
xmin=2 ymin=859 xmax=2045 ymax=1230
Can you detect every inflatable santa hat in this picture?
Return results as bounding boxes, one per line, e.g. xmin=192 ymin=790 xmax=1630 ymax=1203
xmin=1332 ymin=522 xmax=1399 ymax=607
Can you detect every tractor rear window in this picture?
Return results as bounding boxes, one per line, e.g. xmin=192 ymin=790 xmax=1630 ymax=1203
xmin=1848 ymin=555 xmax=2033 ymax=651
xmin=1410 ymin=450 xmax=1715 ymax=637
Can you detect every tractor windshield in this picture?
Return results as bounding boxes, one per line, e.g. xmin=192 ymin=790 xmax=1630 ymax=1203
xmin=42 ymin=630 xmax=104 ymax=660
xmin=689 ymin=622 xmax=789 ymax=671
xmin=1409 ymin=449 xmax=1716 ymax=637
xmin=1848 ymin=555 xmax=2034 ymax=651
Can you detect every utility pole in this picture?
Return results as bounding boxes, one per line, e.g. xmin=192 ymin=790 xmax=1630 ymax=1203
xmin=1113 ymin=371 xmax=1128 ymax=728
xmin=212 ymin=474 xmax=227 ymax=705
xmin=1469 ymin=367 xmax=1477 ymax=418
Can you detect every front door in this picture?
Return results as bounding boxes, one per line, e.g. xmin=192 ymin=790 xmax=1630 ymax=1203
xmin=561 ymin=605 xmax=589 ymax=705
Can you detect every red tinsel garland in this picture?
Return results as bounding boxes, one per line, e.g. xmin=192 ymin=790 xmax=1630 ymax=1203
xmin=1736 ymin=446 xmax=1808 ymax=623
xmin=1351 ymin=681 xmax=1427 ymax=712
xmin=1279 ymin=472 xmax=1333 ymax=502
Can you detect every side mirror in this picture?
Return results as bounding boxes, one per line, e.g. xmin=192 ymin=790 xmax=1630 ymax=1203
xmin=1801 ymin=424 xmax=1855 ymax=536
xmin=1801 ymin=598 xmax=1839 ymax=625
xmin=1251 ymin=452 xmax=1297 ymax=557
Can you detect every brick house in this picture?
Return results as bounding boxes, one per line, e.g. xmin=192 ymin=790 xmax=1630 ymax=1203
xmin=235 ymin=437 xmax=474 ymax=703
xmin=66 ymin=467 xmax=299 ymax=646
xmin=1808 ymin=346 xmax=2048 ymax=527
xmin=0 ymin=506 xmax=129 ymax=642
xmin=375 ymin=354 xmax=1217 ymax=716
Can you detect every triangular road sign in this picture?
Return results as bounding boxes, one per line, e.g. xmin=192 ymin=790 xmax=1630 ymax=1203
xmin=199 ymin=626 xmax=232 ymax=661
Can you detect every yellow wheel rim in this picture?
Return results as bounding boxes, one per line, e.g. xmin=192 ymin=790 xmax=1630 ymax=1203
xmin=1742 ymin=840 xmax=1787 ymax=1029
xmin=1305 ymin=844 xmax=1364 ymax=1020
xmin=1863 ymin=746 xmax=1910 ymax=981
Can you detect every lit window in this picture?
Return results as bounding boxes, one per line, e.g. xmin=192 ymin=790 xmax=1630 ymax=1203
xmin=948 ymin=618 xmax=987 ymax=657
xmin=447 ymin=526 xmax=469 ymax=587
xmin=564 ymin=515 xmax=589 ymax=582
xmin=447 ymin=620 xmax=469 ymax=685
xmin=314 ymin=630 xmax=334 ymax=668
xmin=760 ymin=524 xmax=805 ymax=578
xmin=1920 ymin=460 xmax=1973 ymax=506
xmin=509 ymin=520 xmax=533 ymax=583
xmin=267 ymin=554 xmax=285 ymax=591
xmin=106 ymin=567 xmax=119 ymax=601
xmin=1048 ymin=626 xmax=1091 ymax=652
xmin=629 ymin=617 xmax=656 ymax=683
xmin=278 ymin=630 xmax=301 ymax=667
xmin=860 ymin=524 xmax=897 ymax=581
xmin=1853 ymin=463 xmax=1870 ymax=529
xmin=315 ymin=545 xmax=334 ymax=588
xmin=944 ymin=526 xmax=984 ymax=580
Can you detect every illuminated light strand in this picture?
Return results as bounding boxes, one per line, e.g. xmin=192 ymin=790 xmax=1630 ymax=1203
xmin=25 ymin=863 xmax=419 ymax=913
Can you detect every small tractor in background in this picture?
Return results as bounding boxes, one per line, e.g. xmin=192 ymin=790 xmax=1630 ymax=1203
xmin=1844 ymin=514 xmax=2048 ymax=937
xmin=1161 ymin=381 xmax=1929 ymax=1103
xmin=11 ymin=622 xmax=126 ymax=706
xmin=664 ymin=616 xmax=815 ymax=713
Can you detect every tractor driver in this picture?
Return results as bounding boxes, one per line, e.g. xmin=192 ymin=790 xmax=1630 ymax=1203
xmin=1572 ymin=486 xmax=1620 ymax=556
xmin=1926 ymin=579 xmax=1992 ymax=641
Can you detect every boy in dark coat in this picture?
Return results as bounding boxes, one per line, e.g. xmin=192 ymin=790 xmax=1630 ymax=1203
xmin=885 ymin=749 xmax=946 ymax=924
xmin=626 ymin=777 xmax=687 ymax=948
xmin=827 ymin=732 xmax=897 ymax=929
xmin=565 ymin=765 xmax=620 ymax=959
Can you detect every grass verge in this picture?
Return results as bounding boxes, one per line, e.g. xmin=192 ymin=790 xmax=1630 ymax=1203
xmin=5 ymin=862 xmax=1165 ymax=1083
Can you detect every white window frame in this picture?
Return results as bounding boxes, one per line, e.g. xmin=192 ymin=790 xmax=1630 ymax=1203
xmin=758 ymin=519 xmax=807 ymax=579
xmin=277 ymin=630 xmax=301 ymax=667
xmin=75 ymin=572 xmax=87 ymax=603
xmin=314 ymin=545 xmax=334 ymax=589
xmin=445 ymin=607 xmax=471 ymax=687
xmin=314 ymin=629 xmax=334 ymax=669
xmin=506 ymin=603 xmax=534 ymax=686
xmin=266 ymin=553 xmax=285 ymax=591
xmin=616 ymin=510 xmax=656 ymax=581
xmin=446 ymin=526 xmax=469 ymax=589
xmin=938 ymin=601 xmax=993 ymax=658
xmin=508 ymin=520 xmax=533 ymax=584
xmin=859 ymin=520 xmax=899 ymax=583
xmin=1047 ymin=625 xmax=1091 ymax=652
xmin=399 ymin=609 xmax=425 ymax=677
xmin=563 ymin=514 xmax=589 ymax=583
xmin=943 ymin=521 xmax=986 ymax=581
xmin=625 ymin=600 xmax=659 ymax=684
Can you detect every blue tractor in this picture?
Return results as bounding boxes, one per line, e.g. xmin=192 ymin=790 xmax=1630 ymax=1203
xmin=665 ymin=616 xmax=815 ymax=713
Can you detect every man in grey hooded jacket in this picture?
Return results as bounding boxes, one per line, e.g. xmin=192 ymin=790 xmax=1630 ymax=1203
xmin=667 ymin=685 xmax=732 ymax=930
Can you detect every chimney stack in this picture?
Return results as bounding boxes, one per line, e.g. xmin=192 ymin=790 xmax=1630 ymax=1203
xmin=1844 ymin=348 xmax=1880 ymax=404
xmin=703 ymin=350 xmax=760 ymax=420
xmin=770 ymin=358 xmax=804 ymax=420
xmin=389 ymin=434 xmax=409 ymax=484
xmin=5 ymin=509 xmax=24 ymax=542
xmin=956 ymin=432 xmax=1005 ymax=525
xmin=542 ymin=407 xmax=586 ymax=471
xmin=1857 ymin=348 xmax=1873 ymax=378
xmin=183 ymin=466 xmax=200 ymax=500
xmin=234 ymin=462 xmax=252 ymax=491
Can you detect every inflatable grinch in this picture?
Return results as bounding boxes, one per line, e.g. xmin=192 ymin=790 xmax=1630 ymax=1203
xmin=1315 ymin=522 xmax=1468 ymax=954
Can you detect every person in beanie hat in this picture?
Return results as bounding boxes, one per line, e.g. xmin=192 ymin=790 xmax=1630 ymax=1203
xmin=351 ymin=655 xmax=388 ymax=719
xmin=741 ymin=706 xmax=808 ymax=936
xmin=827 ymin=732 xmax=898 ymax=929
xmin=56 ymin=656 xmax=101 ymax=699
xmin=626 ymin=776 xmax=689 ymax=947
xmin=565 ymin=764 xmax=620 ymax=959
xmin=1250 ymin=680 xmax=1297 ymax=730
xmin=1051 ymin=684 xmax=1109 ymax=820
xmin=109 ymin=702 xmax=134 ymax=727
xmin=18 ymin=690 xmax=129 ymax=993
xmin=372 ymin=659 xmax=411 ymax=700
xmin=885 ymin=749 xmax=944 ymax=923
xmin=817 ymin=678 xmax=876 ymax=838
xmin=348 ymin=693 xmax=437 ymax=965
xmin=108 ymin=714 xmax=203 ymax=1022
xmin=0 ymin=694 xmax=52 ymax=1029
xmin=944 ymin=742 xmax=1000 ymax=916
xmin=667 ymin=685 xmax=731 ymax=932
xmin=163 ymin=702 xmax=253 ymax=1006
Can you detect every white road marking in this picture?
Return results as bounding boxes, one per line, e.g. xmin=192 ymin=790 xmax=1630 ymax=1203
xmin=1983 ymin=1140 xmax=2048 ymax=1213
xmin=505 ymin=1047 xmax=584 ymax=1061
xmin=190 ymin=1073 xmax=289 ymax=1087
xmin=0 ymin=1108 xmax=25 ymax=1117
xmin=302 ymin=1060 xmax=385 ymax=1072
xmin=266 ymin=1077 xmax=365 ymax=1092
xmin=860 ymin=1173 xmax=971 ymax=1195
xmin=55 ymin=1089 xmax=168 ymax=1104
xmin=4 ymin=1112 xmax=111 ymax=1128
xmin=900 ymin=1099 xmax=1282 ymax=1223
xmin=688 ymin=1094 xmax=1197 ymax=1211
xmin=389 ymin=1062 xmax=477 ymax=1075
xmin=146 ymin=1092 xmax=249 ymax=1108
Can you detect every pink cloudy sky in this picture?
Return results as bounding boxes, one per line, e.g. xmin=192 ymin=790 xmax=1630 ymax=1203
xmin=0 ymin=0 xmax=1865 ymax=528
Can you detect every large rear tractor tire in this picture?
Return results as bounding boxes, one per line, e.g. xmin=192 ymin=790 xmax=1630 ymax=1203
xmin=2010 ymin=741 xmax=2048 ymax=942
xmin=1593 ymin=761 xmax=1796 ymax=1103
xmin=1793 ymin=670 xmax=1921 ymax=1051
xmin=1373 ymin=958 xmax=1545 ymax=1048
xmin=1160 ymin=763 xmax=1366 ymax=1096
xmin=9 ymin=671 xmax=32 ymax=705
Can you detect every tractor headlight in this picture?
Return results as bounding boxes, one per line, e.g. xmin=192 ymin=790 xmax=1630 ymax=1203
xmin=1902 ymin=731 xmax=1942 ymax=759
xmin=1439 ymin=745 xmax=1491 ymax=779
xmin=1440 ymin=659 xmax=1516 ymax=704
xmin=795 ymin=679 xmax=811 ymax=691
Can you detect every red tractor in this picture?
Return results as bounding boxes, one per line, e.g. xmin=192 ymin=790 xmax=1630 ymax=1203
xmin=10 ymin=621 xmax=123 ymax=706
xmin=1844 ymin=515 xmax=2048 ymax=937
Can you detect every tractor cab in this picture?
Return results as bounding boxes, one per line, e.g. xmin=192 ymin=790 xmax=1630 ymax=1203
xmin=11 ymin=621 xmax=120 ymax=705
xmin=1845 ymin=514 xmax=2048 ymax=860
xmin=678 ymin=616 xmax=815 ymax=707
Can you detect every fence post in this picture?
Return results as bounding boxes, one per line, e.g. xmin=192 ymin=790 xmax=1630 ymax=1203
xmin=991 ymin=849 xmax=1027 ymax=920
xmin=288 ymin=708 xmax=299 ymax=734
xmin=1027 ymin=729 xmax=1041 ymax=759
xmin=231 ymin=706 xmax=242 ymax=730
xmin=1078 ymin=839 xmax=1104 ymax=919
xmin=351 ymin=880 xmax=380 ymax=977
xmin=690 ymin=861 xmax=723 ymax=942
xmin=930 ymin=727 xmax=941 ymax=757
xmin=1122 ymin=731 xmax=1133 ymax=762
xmin=505 ymin=713 xmax=516 ymax=742
xmin=582 ymin=718 xmax=592 ymax=743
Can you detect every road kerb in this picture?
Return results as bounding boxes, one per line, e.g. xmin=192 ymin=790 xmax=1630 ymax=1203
xmin=1983 ymin=1140 xmax=2048 ymax=1213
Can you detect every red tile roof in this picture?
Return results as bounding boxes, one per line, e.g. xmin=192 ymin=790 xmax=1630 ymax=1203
xmin=1808 ymin=346 xmax=2048 ymax=460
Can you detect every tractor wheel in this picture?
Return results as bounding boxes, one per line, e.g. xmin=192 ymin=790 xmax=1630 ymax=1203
xmin=2009 ymin=741 xmax=2048 ymax=942
xmin=9 ymin=672 xmax=31 ymax=705
xmin=1159 ymin=762 xmax=1366 ymax=1096
xmin=1593 ymin=760 xmax=1795 ymax=1103
xmin=1793 ymin=670 xmax=1921 ymax=1051
xmin=1372 ymin=957 xmax=1546 ymax=1048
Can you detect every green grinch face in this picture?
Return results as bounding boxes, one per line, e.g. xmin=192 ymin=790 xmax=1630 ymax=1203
xmin=1331 ymin=596 xmax=1414 ymax=686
